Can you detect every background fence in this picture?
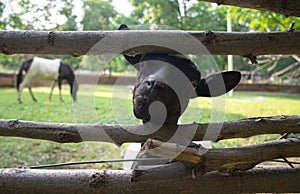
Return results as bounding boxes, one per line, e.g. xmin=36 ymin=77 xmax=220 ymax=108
xmin=1 ymin=73 xmax=299 ymax=93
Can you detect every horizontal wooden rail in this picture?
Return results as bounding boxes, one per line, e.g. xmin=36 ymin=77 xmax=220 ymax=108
xmin=0 ymin=166 xmax=299 ymax=193
xmin=0 ymin=115 xmax=299 ymax=144
xmin=1 ymin=30 xmax=300 ymax=56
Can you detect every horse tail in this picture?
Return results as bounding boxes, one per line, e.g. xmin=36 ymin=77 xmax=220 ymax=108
xmin=17 ymin=58 xmax=33 ymax=91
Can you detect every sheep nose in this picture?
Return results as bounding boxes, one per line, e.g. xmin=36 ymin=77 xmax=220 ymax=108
xmin=144 ymin=80 xmax=154 ymax=90
xmin=144 ymin=80 xmax=165 ymax=90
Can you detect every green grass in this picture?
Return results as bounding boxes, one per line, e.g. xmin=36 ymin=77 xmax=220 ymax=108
xmin=0 ymin=85 xmax=299 ymax=169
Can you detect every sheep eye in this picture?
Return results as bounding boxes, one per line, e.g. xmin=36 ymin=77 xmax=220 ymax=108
xmin=139 ymin=63 xmax=144 ymax=69
xmin=192 ymin=80 xmax=199 ymax=88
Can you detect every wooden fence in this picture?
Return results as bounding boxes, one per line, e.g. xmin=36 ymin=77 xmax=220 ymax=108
xmin=1 ymin=1 xmax=300 ymax=192
xmin=1 ymin=73 xmax=299 ymax=94
xmin=0 ymin=116 xmax=299 ymax=193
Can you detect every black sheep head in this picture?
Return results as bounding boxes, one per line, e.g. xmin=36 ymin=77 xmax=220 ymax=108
xmin=119 ymin=24 xmax=241 ymax=126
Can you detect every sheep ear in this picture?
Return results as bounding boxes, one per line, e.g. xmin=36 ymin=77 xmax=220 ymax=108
xmin=196 ymin=71 xmax=241 ymax=97
xmin=122 ymin=54 xmax=143 ymax=67
xmin=118 ymin=24 xmax=130 ymax=30
xmin=118 ymin=24 xmax=142 ymax=67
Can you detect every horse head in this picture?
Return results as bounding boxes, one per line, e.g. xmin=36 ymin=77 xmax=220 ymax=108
xmin=58 ymin=61 xmax=79 ymax=102
xmin=119 ymin=24 xmax=241 ymax=126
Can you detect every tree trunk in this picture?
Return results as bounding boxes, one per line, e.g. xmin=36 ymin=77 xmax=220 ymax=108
xmin=1 ymin=30 xmax=300 ymax=56
xmin=198 ymin=0 xmax=300 ymax=17
xmin=0 ymin=167 xmax=299 ymax=194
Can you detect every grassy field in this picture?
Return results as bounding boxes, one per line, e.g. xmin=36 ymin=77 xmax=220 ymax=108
xmin=0 ymin=85 xmax=299 ymax=169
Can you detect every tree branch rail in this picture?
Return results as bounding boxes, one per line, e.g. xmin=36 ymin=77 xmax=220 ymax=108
xmin=0 ymin=115 xmax=299 ymax=145
xmin=1 ymin=30 xmax=300 ymax=56
xmin=1 ymin=166 xmax=299 ymax=193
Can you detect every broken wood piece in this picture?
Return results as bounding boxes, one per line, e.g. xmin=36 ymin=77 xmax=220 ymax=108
xmin=132 ymin=138 xmax=300 ymax=180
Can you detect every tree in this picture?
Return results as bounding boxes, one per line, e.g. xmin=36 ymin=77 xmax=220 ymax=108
xmin=0 ymin=1 xmax=5 ymax=29
xmin=0 ymin=0 xmax=85 ymax=71
xmin=0 ymin=0 xmax=28 ymax=30
xmin=128 ymin=0 xmax=184 ymax=28
xmin=183 ymin=2 xmax=226 ymax=31
xmin=227 ymin=7 xmax=300 ymax=32
xmin=56 ymin=0 xmax=83 ymax=69
xmin=57 ymin=0 xmax=79 ymax=31
xmin=81 ymin=0 xmax=117 ymax=30
xmin=225 ymin=6 xmax=300 ymax=82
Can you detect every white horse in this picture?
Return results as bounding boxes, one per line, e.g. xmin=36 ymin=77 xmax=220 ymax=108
xmin=17 ymin=57 xmax=78 ymax=103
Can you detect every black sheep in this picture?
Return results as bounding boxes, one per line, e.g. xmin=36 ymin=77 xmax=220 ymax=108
xmin=119 ymin=24 xmax=241 ymax=126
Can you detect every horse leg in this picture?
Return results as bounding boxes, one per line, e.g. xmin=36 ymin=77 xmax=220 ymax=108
xmin=25 ymin=77 xmax=37 ymax=102
xmin=58 ymin=78 xmax=64 ymax=102
xmin=28 ymin=86 xmax=37 ymax=102
xmin=48 ymin=80 xmax=56 ymax=101
xmin=18 ymin=83 xmax=25 ymax=103
xmin=18 ymin=77 xmax=28 ymax=103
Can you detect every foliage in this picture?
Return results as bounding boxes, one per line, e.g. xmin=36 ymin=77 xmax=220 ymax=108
xmin=0 ymin=0 xmax=121 ymax=71
xmin=183 ymin=2 xmax=226 ymax=31
xmin=81 ymin=0 xmax=117 ymax=30
xmin=0 ymin=0 xmax=26 ymax=30
xmin=78 ymin=55 xmax=131 ymax=72
xmin=227 ymin=6 xmax=300 ymax=32
xmin=129 ymin=0 xmax=184 ymax=28
xmin=223 ymin=5 xmax=300 ymax=79
xmin=57 ymin=0 xmax=79 ymax=31
xmin=0 ymin=1 xmax=5 ymax=29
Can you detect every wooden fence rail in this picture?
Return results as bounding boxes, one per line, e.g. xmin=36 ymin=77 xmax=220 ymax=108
xmin=0 ymin=115 xmax=299 ymax=144
xmin=1 ymin=166 xmax=299 ymax=194
xmin=1 ymin=30 xmax=300 ymax=56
